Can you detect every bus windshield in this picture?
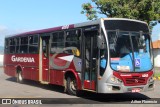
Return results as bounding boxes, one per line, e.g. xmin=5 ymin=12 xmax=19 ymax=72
xmin=107 ymin=30 xmax=153 ymax=72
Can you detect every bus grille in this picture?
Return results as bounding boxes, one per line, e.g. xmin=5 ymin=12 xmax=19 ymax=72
xmin=125 ymin=77 xmax=146 ymax=85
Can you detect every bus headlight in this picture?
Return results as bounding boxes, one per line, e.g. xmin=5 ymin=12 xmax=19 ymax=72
xmin=110 ymin=76 xmax=122 ymax=84
xmin=148 ymin=75 xmax=154 ymax=82
xmin=111 ymin=77 xmax=116 ymax=82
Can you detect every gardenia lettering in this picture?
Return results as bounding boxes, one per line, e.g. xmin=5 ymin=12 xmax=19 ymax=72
xmin=11 ymin=55 xmax=35 ymax=63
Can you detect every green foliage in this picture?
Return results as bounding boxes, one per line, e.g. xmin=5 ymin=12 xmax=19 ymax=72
xmin=81 ymin=3 xmax=98 ymax=20
xmin=154 ymin=72 xmax=160 ymax=78
xmin=81 ymin=0 xmax=160 ymax=26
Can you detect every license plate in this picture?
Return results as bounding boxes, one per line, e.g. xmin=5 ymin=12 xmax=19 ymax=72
xmin=132 ymin=88 xmax=140 ymax=93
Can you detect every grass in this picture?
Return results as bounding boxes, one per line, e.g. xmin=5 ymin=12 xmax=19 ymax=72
xmin=154 ymin=72 xmax=160 ymax=78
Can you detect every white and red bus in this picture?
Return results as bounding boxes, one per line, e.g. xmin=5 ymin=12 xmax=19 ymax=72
xmin=4 ymin=18 xmax=154 ymax=95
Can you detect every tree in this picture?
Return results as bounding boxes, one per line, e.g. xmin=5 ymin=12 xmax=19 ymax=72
xmin=81 ymin=0 xmax=160 ymax=26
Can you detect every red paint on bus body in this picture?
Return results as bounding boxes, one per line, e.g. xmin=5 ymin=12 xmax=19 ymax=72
xmin=4 ymin=52 xmax=82 ymax=88
xmin=4 ymin=54 xmax=39 ymax=80
xmin=51 ymin=54 xmax=68 ymax=67
xmin=83 ymin=80 xmax=96 ymax=90
xmin=67 ymin=62 xmax=82 ymax=90
xmin=4 ymin=23 xmax=85 ymax=93
xmin=42 ymin=53 xmax=49 ymax=82
xmin=53 ymin=70 xmax=64 ymax=86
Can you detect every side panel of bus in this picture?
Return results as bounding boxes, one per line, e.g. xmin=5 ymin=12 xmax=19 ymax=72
xmin=4 ymin=54 xmax=39 ymax=80
xmin=4 ymin=35 xmax=40 ymax=81
xmin=48 ymin=30 xmax=81 ymax=86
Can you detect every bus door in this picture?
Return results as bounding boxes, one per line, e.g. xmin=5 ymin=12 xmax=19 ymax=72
xmin=82 ymin=30 xmax=98 ymax=91
xmin=40 ymin=35 xmax=50 ymax=83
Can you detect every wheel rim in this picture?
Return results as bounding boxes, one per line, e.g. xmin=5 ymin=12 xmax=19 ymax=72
xmin=18 ymin=73 xmax=23 ymax=81
xmin=70 ymin=79 xmax=76 ymax=91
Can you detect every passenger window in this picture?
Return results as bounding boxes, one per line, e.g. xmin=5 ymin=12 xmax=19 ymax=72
xmin=52 ymin=32 xmax=64 ymax=42
xmin=29 ymin=35 xmax=38 ymax=45
xmin=51 ymin=32 xmax=64 ymax=53
xmin=20 ymin=36 xmax=28 ymax=53
xmin=20 ymin=37 xmax=28 ymax=45
xmin=9 ymin=38 xmax=16 ymax=53
xmin=65 ymin=29 xmax=81 ymax=56
xmin=66 ymin=30 xmax=80 ymax=41
xmin=5 ymin=39 xmax=9 ymax=54
xmin=29 ymin=35 xmax=39 ymax=53
xmin=15 ymin=38 xmax=20 ymax=53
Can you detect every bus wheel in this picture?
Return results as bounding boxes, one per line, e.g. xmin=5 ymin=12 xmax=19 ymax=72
xmin=66 ymin=76 xmax=77 ymax=95
xmin=17 ymin=71 xmax=23 ymax=83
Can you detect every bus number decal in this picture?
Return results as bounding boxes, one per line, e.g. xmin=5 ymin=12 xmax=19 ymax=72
xmin=142 ymin=74 xmax=148 ymax=77
xmin=62 ymin=25 xmax=69 ymax=30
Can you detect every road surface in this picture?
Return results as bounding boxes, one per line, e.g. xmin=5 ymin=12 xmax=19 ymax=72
xmin=0 ymin=67 xmax=160 ymax=106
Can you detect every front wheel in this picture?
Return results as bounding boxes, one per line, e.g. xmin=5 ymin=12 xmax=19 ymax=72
xmin=66 ymin=76 xmax=77 ymax=95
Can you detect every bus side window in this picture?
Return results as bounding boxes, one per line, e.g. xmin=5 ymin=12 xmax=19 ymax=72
xmin=65 ymin=29 xmax=81 ymax=56
xmin=15 ymin=38 xmax=20 ymax=53
xmin=5 ymin=38 xmax=9 ymax=53
xmin=9 ymin=38 xmax=16 ymax=54
xmin=51 ymin=32 xmax=64 ymax=54
xmin=20 ymin=36 xmax=28 ymax=53
xmin=29 ymin=35 xmax=38 ymax=54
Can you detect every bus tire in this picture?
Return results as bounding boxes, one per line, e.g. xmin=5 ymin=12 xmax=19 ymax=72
xmin=66 ymin=76 xmax=77 ymax=95
xmin=17 ymin=70 xmax=23 ymax=83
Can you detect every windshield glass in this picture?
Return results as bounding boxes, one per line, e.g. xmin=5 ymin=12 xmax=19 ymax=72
xmin=107 ymin=31 xmax=153 ymax=72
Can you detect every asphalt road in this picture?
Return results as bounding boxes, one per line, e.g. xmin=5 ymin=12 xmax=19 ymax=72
xmin=0 ymin=67 xmax=160 ymax=106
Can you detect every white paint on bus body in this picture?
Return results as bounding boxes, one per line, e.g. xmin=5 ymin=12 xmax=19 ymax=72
xmin=58 ymin=55 xmax=74 ymax=62
xmin=11 ymin=55 xmax=35 ymax=63
xmin=62 ymin=25 xmax=69 ymax=29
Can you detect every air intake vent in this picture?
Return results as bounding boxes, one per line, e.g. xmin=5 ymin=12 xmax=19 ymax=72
xmin=125 ymin=77 xmax=145 ymax=85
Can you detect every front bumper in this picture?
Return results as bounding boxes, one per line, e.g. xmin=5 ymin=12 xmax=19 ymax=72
xmin=98 ymin=81 xmax=154 ymax=93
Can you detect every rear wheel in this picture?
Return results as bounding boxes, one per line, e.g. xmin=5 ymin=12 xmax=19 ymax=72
xmin=66 ymin=76 xmax=77 ymax=95
xmin=17 ymin=70 xmax=23 ymax=83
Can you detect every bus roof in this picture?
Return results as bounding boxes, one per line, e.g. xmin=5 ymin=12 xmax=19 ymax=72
xmin=7 ymin=25 xmax=75 ymax=38
xmin=5 ymin=18 xmax=147 ymax=38
xmin=102 ymin=18 xmax=147 ymax=25
xmin=7 ymin=19 xmax=101 ymax=38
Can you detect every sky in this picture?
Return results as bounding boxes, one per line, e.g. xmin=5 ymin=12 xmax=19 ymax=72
xmin=0 ymin=0 xmax=90 ymax=46
xmin=152 ymin=24 xmax=160 ymax=41
xmin=0 ymin=0 xmax=159 ymax=46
